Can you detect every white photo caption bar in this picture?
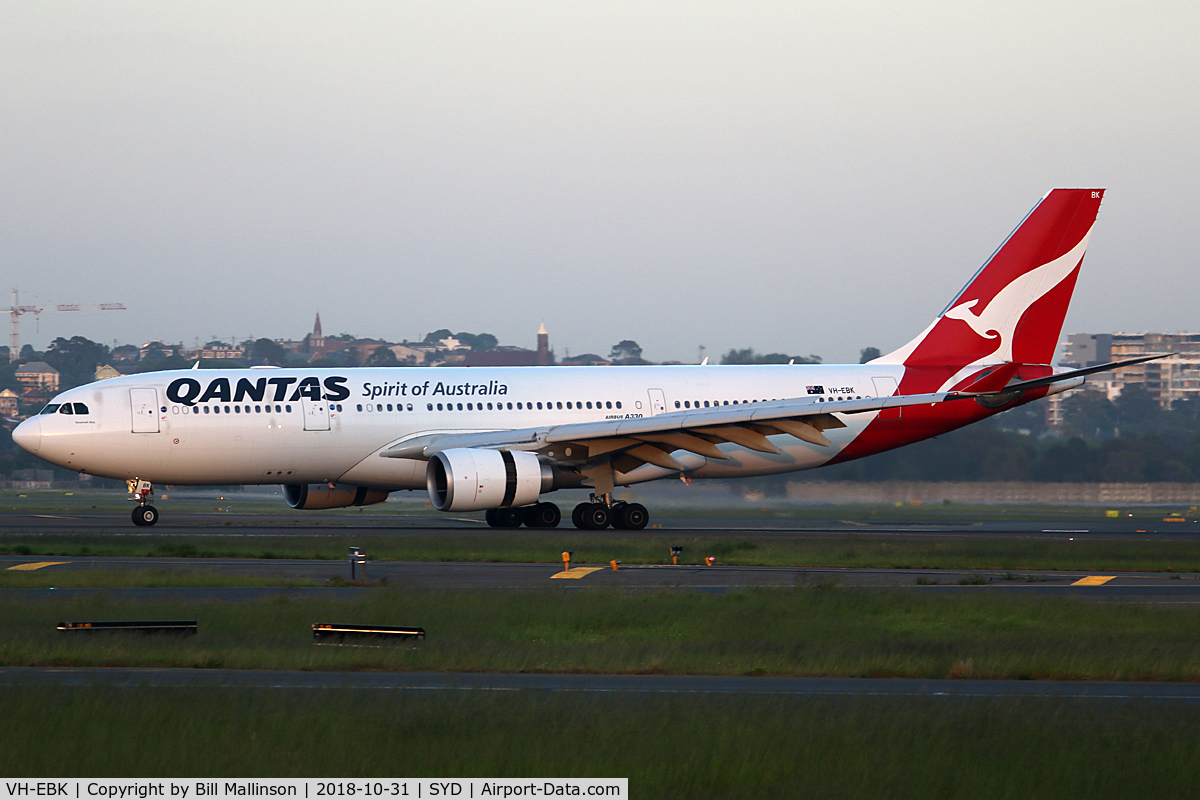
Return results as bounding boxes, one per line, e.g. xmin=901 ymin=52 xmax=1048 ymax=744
xmin=0 ymin=781 xmax=627 ymax=800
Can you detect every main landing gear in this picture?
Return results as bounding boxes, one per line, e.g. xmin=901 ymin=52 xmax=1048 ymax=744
xmin=128 ymin=478 xmax=159 ymax=527
xmin=573 ymin=494 xmax=649 ymax=531
xmin=483 ymin=495 xmax=650 ymax=530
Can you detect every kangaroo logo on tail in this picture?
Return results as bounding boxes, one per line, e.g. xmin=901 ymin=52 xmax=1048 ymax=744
xmin=941 ymin=231 xmax=1091 ymax=364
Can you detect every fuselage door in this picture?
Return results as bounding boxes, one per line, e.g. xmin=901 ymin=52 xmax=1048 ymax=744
xmin=302 ymin=396 xmax=331 ymax=431
xmin=871 ymin=376 xmax=901 ymax=420
xmin=130 ymin=388 xmax=160 ymax=433
xmin=647 ymin=388 xmax=667 ymax=416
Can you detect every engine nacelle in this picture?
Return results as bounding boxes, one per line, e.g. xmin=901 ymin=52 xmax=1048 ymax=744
xmin=284 ymin=483 xmax=390 ymax=510
xmin=426 ymin=448 xmax=552 ymax=512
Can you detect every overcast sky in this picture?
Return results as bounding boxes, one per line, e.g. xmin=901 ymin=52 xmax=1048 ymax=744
xmin=2 ymin=2 xmax=1197 ymax=364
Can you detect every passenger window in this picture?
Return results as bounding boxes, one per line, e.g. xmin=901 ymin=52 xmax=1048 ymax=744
xmin=214 ymin=406 xmax=221 ymax=414
xmin=285 ymin=405 xmax=292 ymax=413
xmin=255 ymin=405 xmax=261 ymax=413
xmin=60 ymin=404 xmax=73 ymax=415
xmin=204 ymin=406 xmax=210 ymax=414
xmin=557 ymin=401 xmax=563 ymax=409
xmin=616 ymin=401 xmax=622 ymax=409
xmin=224 ymin=405 xmax=231 ymax=413
xmin=41 ymin=404 xmax=60 ymax=414
xmin=357 ymin=404 xmax=363 ymax=411
xmin=567 ymin=402 xmax=573 ymax=409
xmin=586 ymin=401 xmax=592 ymax=409
xmin=457 ymin=403 xmax=463 ymax=411
xmin=536 ymin=402 xmax=542 ymax=410
xmin=234 ymin=406 xmax=241 ymax=414
xmin=437 ymin=403 xmax=444 ymax=411
xmin=517 ymin=402 xmax=523 ymax=410
xmin=377 ymin=404 xmax=383 ymax=412
xmin=675 ymin=401 xmax=680 ymax=408
xmin=407 ymin=403 xmax=413 ymax=411
xmin=487 ymin=402 xmax=493 ymax=410
xmin=606 ymin=401 xmax=612 ymax=409
xmin=387 ymin=404 xmax=393 ymax=411
xmin=507 ymin=402 xmax=513 ymax=410
xmin=427 ymin=403 xmax=433 ymax=411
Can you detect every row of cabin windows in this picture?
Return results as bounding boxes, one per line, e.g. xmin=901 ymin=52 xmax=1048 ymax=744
xmin=41 ymin=403 xmax=89 ymax=415
xmin=674 ymin=395 xmax=866 ymax=410
xmin=172 ymin=403 xmax=316 ymax=415
xmin=356 ymin=400 xmax=623 ymax=413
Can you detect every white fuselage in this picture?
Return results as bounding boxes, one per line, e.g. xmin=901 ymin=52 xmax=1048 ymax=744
xmin=21 ymin=364 xmax=903 ymax=490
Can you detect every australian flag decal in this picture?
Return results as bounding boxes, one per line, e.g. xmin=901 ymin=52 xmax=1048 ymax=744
xmin=806 ymin=385 xmax=824 ymax=395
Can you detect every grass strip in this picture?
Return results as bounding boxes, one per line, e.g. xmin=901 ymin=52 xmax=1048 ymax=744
xmin=6 ymin=532 xmax=1200 ymax=572
xmin=5 ymin=587 xmax=1200 ymax=680
xmin=0 ymin=570 xmax=321 ymax=589
xmin=2 ymin=685 xmax=1199 ymax=797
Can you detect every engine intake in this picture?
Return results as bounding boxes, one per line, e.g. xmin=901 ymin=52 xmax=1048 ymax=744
xmin=284 ymin=483 xmax=390 ymax=510
xmin=426 ymin=448 xmax=553 ymax=512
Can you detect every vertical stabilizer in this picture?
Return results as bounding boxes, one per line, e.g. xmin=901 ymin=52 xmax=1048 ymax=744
xmin=876 ymin=189 xmax=1104 ymax=371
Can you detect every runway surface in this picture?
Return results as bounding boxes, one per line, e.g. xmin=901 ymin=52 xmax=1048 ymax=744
xmin=5 ymin=512 xmax=1200 ymax=600
xmin=3 ymin=666 xmax=1200 ymax=703
xmin=4 ymin=553 xmax=1200 ymax=600
xmin=4 ymin=510 xmax=1200 ymax=539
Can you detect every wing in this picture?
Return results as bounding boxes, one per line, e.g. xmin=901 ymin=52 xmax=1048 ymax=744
xmin=380 ymin=390 xmax=957 ymax=473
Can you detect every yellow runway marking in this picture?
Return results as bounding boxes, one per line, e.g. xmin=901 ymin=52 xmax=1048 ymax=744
xmin=7 ymin=561 xmax=69 ymax=571
xmin=1072 ymin=576 xmax=1117 ymax=586
xmin=550 ymin=567 xmax=604 ymax=580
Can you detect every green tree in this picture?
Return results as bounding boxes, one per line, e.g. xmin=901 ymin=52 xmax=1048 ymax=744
xmin=609 ymin=340 xmax=646 ymax=364
xmin=423 ymin=329 xmax=453 ymax=344
xmin=243 ymin=338 xmax=287 ymax=366
xmin=43 ymin=336 xmax=111 ymax=389
xmin=859 ymin=347 xmax=881 ymax=363
xmin=366 ymin=346 xmax=400 ymax=366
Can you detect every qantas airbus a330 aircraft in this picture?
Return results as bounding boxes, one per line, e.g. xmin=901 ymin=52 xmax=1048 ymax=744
xmin=13 ymin=189 xmax=1160 ymax=529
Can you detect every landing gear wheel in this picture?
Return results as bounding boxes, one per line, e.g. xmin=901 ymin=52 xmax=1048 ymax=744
xmin=613 ymin=502 xmax=649 ymax=530
xmin=494 ymin=507 xmax=524 ymax=528
xmin=575 ymin=503 xmax=610 ymax=530
xmin=572 ymin=503 xmax=589 ymax=529
xmin=485 ymin=508 xmax=499 ymax=527
xmin=523 ymin=502 xmax=561 ymax=528
xmin=132 ymin=505 xmax=159 ymax=527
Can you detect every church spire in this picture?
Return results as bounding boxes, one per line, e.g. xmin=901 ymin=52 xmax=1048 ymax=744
xmin=313 ymin=312 xmax=323 ymax=339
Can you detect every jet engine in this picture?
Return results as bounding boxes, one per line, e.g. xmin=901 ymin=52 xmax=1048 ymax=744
xmin=426 ymin=448 xmax=554 ymax=512
xmin=284 ymin=483 xmax=390 ymax=510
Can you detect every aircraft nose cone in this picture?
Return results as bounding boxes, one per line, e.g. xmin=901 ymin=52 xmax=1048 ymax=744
xmin=12 ymin=417 xmax=41 ymax=455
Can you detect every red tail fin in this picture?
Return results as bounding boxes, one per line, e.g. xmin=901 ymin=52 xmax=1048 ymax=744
xmin=877 ymin=189 xmax=1104 ymax=372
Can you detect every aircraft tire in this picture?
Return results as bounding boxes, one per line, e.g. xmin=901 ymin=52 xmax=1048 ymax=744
xmin=523 ymin=502 xmax=561 ymax=528
xmin=495 ymin=507 xmax=524 ymax=527
xmin=571 ymin=503 xmax=589 ymax=529
xmin=485 ymin=508 xmax=499 ymax=527
xmin=613 ymin=502 xmax=649 ymax=530
xmin=132 ymin=505 xmax=159 ymax=527
xmin=576 ymin=504 xmax=610 ymax=530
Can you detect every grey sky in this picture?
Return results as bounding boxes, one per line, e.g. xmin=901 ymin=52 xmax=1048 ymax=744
xmin=2 ymin=2 xmax=1197 ymax=363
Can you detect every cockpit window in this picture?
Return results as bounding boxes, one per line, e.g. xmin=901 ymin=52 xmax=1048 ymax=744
xmin=41 ymin=404 xmax=60 ymax=415
xmin=59 ymin=404 xmax=74 ymax=415
xmin=72 ymin=403 xmax=89 ymax=415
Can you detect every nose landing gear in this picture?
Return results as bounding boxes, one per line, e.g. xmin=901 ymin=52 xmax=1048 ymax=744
xmin=128 ymin=479 xmax=159 ymax=527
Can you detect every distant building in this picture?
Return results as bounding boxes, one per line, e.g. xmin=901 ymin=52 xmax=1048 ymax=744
xmin=195 ymin=343 xmax=245 ymax=360
xmin=16 ymin=361 xmax=59 ymax=393
xmin=1048 ymin=332 xmax=1200 ymax=426
xmin=94 ymin=364 xmax=127 ymax=381
xmin=139 ymin=341 xmax=183 ymax=360
xmin=536 ymin=323 xmax=554 ymax=366
xmin=0 ymin=389 xmax=19 ymax=419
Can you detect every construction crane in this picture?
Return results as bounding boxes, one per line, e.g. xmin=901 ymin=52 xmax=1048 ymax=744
xmin=8 ymin=288 xmax=126 ymax=363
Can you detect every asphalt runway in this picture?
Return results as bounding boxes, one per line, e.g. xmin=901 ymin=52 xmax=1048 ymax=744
xmin=5 ymin=510 xmax=1200 ymax=539
xmin=3 ymin=666 xmax=1200 ymax=703
xmin=4 ymin=553 xmax=1200 ymax=600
